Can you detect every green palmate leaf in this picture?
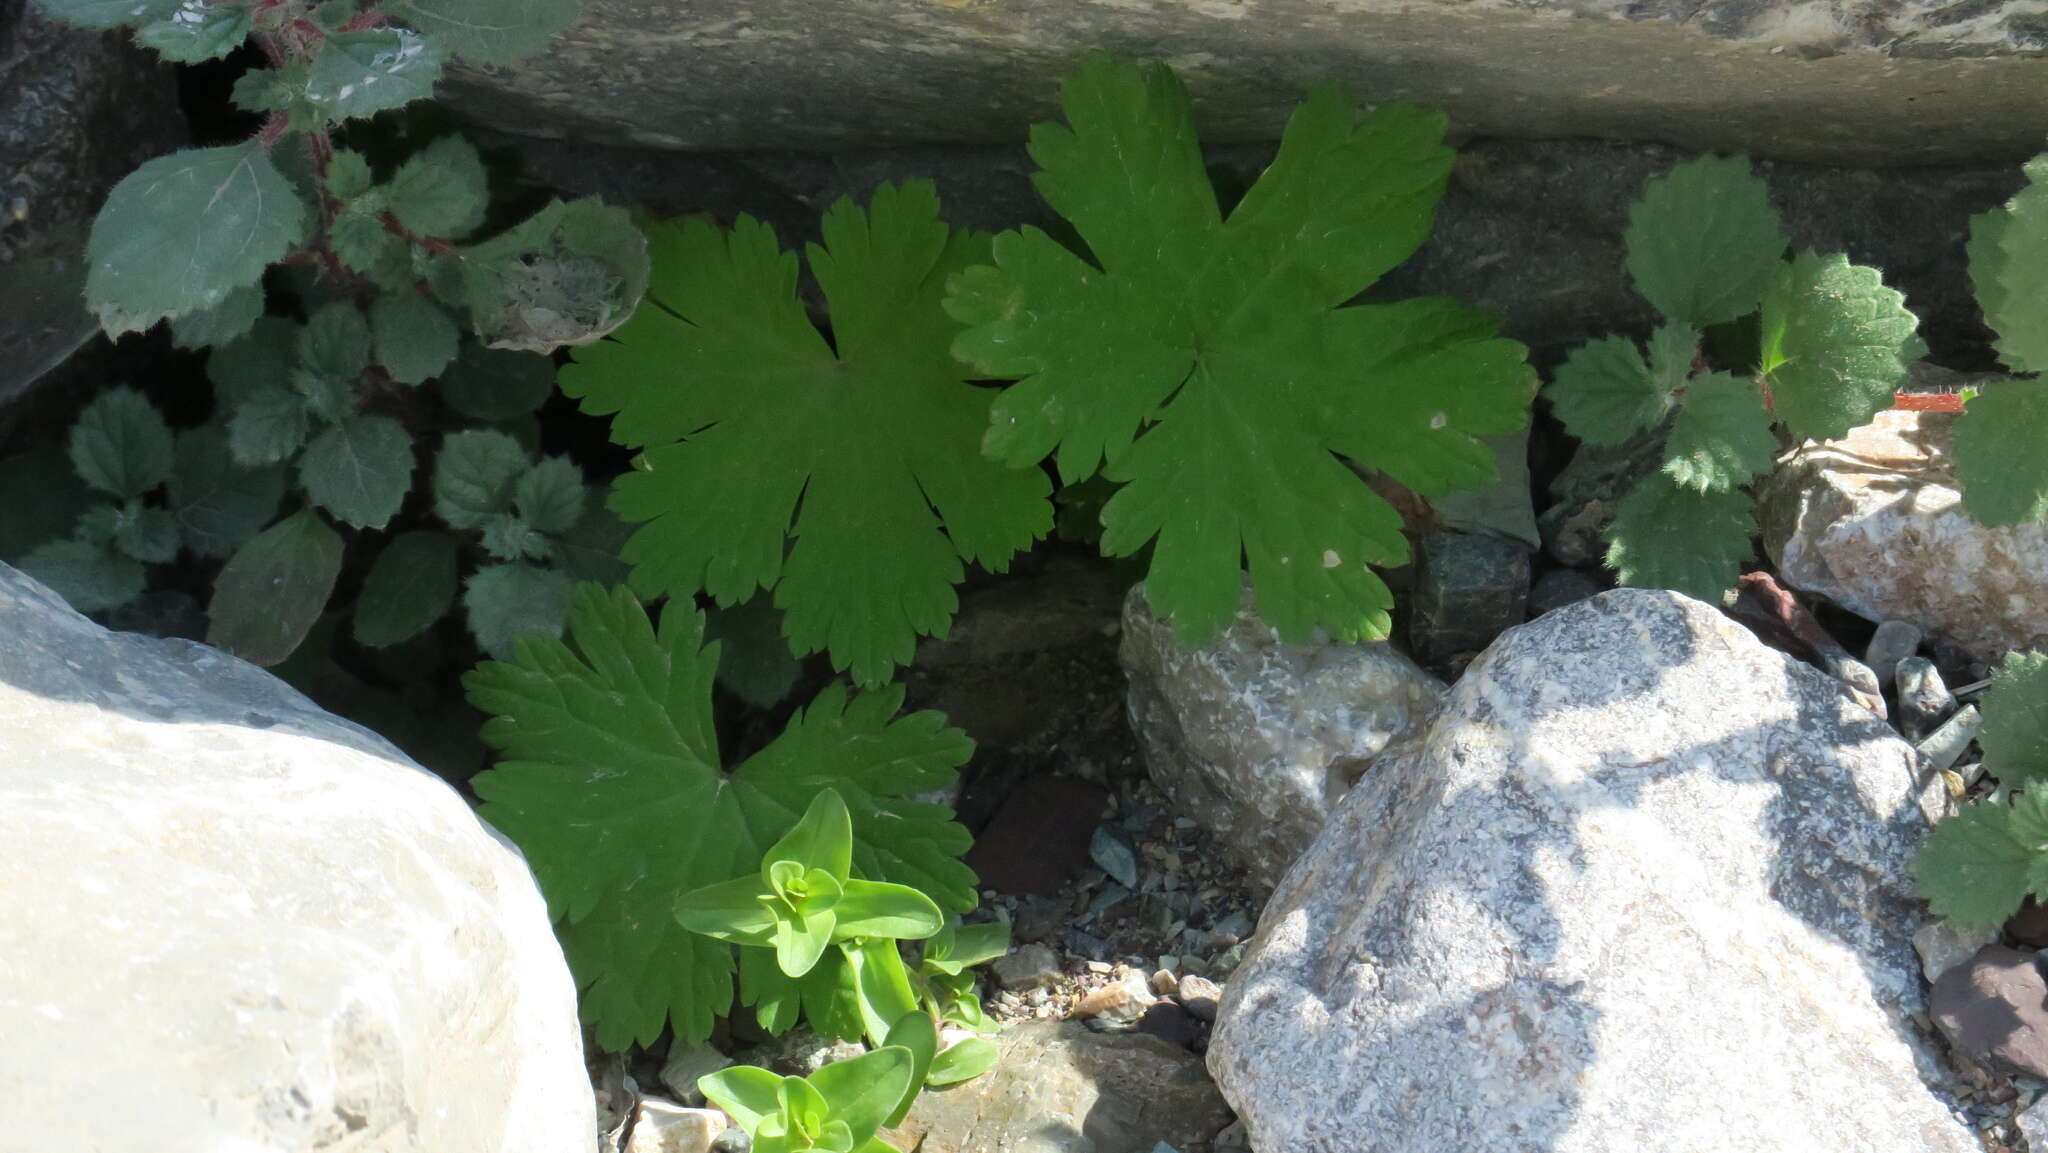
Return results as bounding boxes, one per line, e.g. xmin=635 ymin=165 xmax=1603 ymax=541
xmin=1662 ymin=371 xmax=1776 ymax=492
xmin=20 ymin=539 xmax=146 ymax=613
xmin=300 ymin=301 xmax=372 ymax=380
xmin=460 ymin=198 xmax=650 ymax=352
xmin=1983 ymin=651 xmax=2048 ymax=789
xmin=353 ymin=529 xmax=460 ymax=647
xmin=300 ymin=415 xmax=413 ymax=529
xmin=514 ymin=456 xmax=587 ymax=534
xmin=439 ymin=345 xmax=557 ymax=421
xmin=945 ymin=55 xmax=1533 ymax=647
xmin=562 ymin=182 xmax=1048 ymax=684
xmin=208 ymin=316 xmax=295 ymax=406
xmin=206 ymin=510 xmax=344 ymax=666
xmin=86 ymin=143 xmax=308 ymax=335
xmin=1956 ymin=383 xmax=2048 ymax=527
xmin=706 ymin=597 xmax=803 ymax=708
xmin=1757 ymin=251 xmax=1919 ymax=442
xmin=464 ymin=562 xmax=574 ymax=658
xmin=434 ymin=428 xmax=529 ymax=528
xmin=135 ymin=0 xmax=252 ymax=62
xmin=1603 ymin=472 xmax=1755 ymax=601
xmin=168 ymin=282 xmax=264 ymax=349
xmin=463 ymin=585 xmax=976 ymax=1047
xmin=388 ymin=0 xmax=577 ymax=65
xmin=1546 ymin=334 xmax=1670 ymax=446
xmin=70 ymin=387 xmax=173 ymax=500
xmin=1623 ymin=154 xmax=1786 ymax=328
xmin=481 ymin=513 xmax=550 ymax=561
xmin=303 ymin=29 xmax=443 ymax=121
xmin=926 ymin=1037 xmax=1000 ymax=1087
xmin=1912 ymin=790 xmax=2048 ymax=927
xmin=1977 ymin=156 xmax=2048 ymax=374
xmin=33 ymin=0 xmax=179 ymax=28
xmin=169 ymin=427 xmax=285 ymax=557
xmin=384 ymin=135 xmax=488 ymax=240
xmin=113 ymin=506 xmax=181 ymax=564
xmin=370 ymin=293 xmax=460 ymax=385
xmin=228 ymin=384 xmax=311 ymax=466
xmin=328 ymin=149 xmax=375 ymax=201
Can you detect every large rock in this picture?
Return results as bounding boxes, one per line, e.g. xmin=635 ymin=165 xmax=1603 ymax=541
xmin=1120 ymin=582 xmax=1444 ymax=890
xmin=1760 ymin=406 xmax=2048 ymax=664
xmin=878 ymin=1021 xmax=1234 ymax=1153
xmin=446 ymin=0 xmax=2048 ymax=164
xmin=1209 ymin=589 xmax=1971 ymax=1153
xmin=0 ymin=565 xmax=594 ymax=1152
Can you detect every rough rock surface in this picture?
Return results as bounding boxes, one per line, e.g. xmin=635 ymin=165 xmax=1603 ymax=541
xmin=879 ymin=1021 xmax=1233 ymax=1153
xmin=1120 ymin=581 xmax=1444 ymax=890
xmin=445 ymin=0 xmax=2048 ymax=164
xmin=1209 ymin=589 xmax=1970 ymax=1153
xmin=0 ymin=565 xmax=593 ymax=1152
xmin=1760 ymin=406 xmax=2048 ymax=663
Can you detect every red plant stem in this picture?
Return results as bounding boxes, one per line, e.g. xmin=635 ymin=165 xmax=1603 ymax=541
xmin=1891 ymin=391 xmax=1966 ymax=413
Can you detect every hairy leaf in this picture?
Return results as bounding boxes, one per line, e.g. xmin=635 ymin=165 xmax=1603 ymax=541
xmin=1663 ymin=371 xmax=1776 ymax=493
xmin=464 ymin=562 xmax=574 ymax=658
xmin=481 ymin=513 xmax=551 ymax=561
xmin=1983 ymin=651 xmax=2048 ymax=790
xmin=1603 ymin=472 xmax=1754 ymax=601
xmin=300 ymin=415 xmax=413 ymax=529
xmin=328 ymin=149 xmax=376 ymax=201
xmin=169 ymin=283 xmax=264 ymax=349
xmin=1975 ymin=156 xmax=2048 ymax=374
xmin=370 ymin=293 xmax=460 ymax=385
xmin=384 ymin=135 xmax=488 ymax=240
xmin=114 ymin=506 xmax=181 ymax=564
xmin=463 ymin=585 xmax=975 ymax=1047
xmin=32 ymin=0 xmax=179 ymax=31
xmin=1624 ymin=154 xmax=1785 ymax=328
xmin=303 ymin=29 xmax=443 ymax=121
xmin=20 ymin=539 xmax=146 ymax=612
xmin=207 ymin=510 xmax=344 ymax=665
xmin=388 ymin=0 xmax=577 ymax=66
xmin=1757 ymin=251 xmax=1918 ymax=442
xmin=561 ymin=183 xmax=1048 ymax=684
xmin=70 ymin=387 xmax=173 ymax=500
xmin=354 ymin=530 xmax=460 ymax=647
xmin=300 ymin=301 xmax=372 ymax=381
xmin=434 ymin=428 xmax=529 ymax=528
xmin=135 ymin=0 xmax=252 ymax=62
xmin=1956 ymin=382 xmax=2048 ymax=527
xmin=86 ymin=143 xmax=308 ymax=334
xmin=228 ymin=384 xmax=311 ymax=466
xmin=1912 ymin=791 xmax=2048 ymax=928
xmin=1546 ymin=334 xmax=1669 ymax=447
xmin=945 ymin=56 xmax=1532 ymax=645
xmin=514 ymin=456 xmax=586 ymax=534
xmin=168 ymin=427 xmax=286 ymax=558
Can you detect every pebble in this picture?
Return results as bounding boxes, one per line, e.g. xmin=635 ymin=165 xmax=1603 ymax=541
xmin=1919 ymin=705 xmax=1984 ymax=772
xmin=1865 ymin=620 xmax=1924 ymax=686
xmin=1137 ymin=1000 xmax=1204 ymax=1048
xmin=992 ymin=943 xmax=1063 ymax=991
xmin=1915 ymin=919 xmax=1997 ymax=984
xmin=1090 ymin=826 xmax=1141 ymax=890
xmin=1149 ymin=968 xmax=1179 ymax=996
xmin=625 ymin=1099 xmax=727 ymax=1153
xmin=1933 ymin=946 xmax=2048 ymax=1079
xmin=1824 ymin=654 xmax=1887 ymax=719
xmin=1072 ymin=967 xmax=1157 ymax=1023
xmin=1176 ymin=974 xmax=1223 ymax=1022
xmin=657 ymin=1041 xmax=730 ymax=1107
xmin=1898 ymin=656 xmax=1957 ymax=740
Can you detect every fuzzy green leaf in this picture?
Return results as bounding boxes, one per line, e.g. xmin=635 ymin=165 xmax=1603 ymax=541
xmin=561 ymin=183 xmax=1048 ymax=684
xmin=1975 ymin=156 xmax=2048 ymax=374
xmin=353 ymin=530 xmax=460 ymax=647
xmin=70 ymin=387 xmax=173 ymax=500
xmin=33 ymin=0 xmax=179 ymax=28
xmin=514 ymin=456 xmax=587 ymax=534
xmin=1623 ymin=154 xmax=1786 ymax=328
xmin=459 ymin=198 xmax=650 ymax=352
xmin=481 ymin=513 xmax=550 ymax=561
xmin=291 ymin=369 xmax=354 ymax=425
xmin=384 ymin=135 xmax=488 ymax=240
xmin=135 ymin=0 xmax=252 ymax=62
xmin=387 ymin=0 xmax=577 ymax=66
xmin=944 ymin=55 xmax=1532 ymax=648
xmin=369 ymin=293 xmax=460 ymax=385
xmin=434 ymin=428 xmax=529 ymax=528
xmin=86 ymin=144 xmax=308 ymax=335
xmin=227 ymin=385 xmax=310 ymax=466
xmin=331 ymin=211 xmax=412 ymax=286
xmin=1758 ymin=251 xmax=1919 ymax=442
xmin=113 ymin=506 xmax=181 ymax=563
xmin=439 ymin=345 xmax=557 ymax=421
xmin=300 ymin=301 xmax=372 ymax=381
xmin=464 ymin=562 xmax=573 ymax=658
xmin=206 ymin=510 xmax=344 ymax=666
xmin=1956 ymin=382 xmax=2048 ymax=527
xmin=1546 ymin=334 xmax=1670 ymax=447
xmin=169 ymin=283 xmax=264 ymax=350
xmin=168 ymin=428 xmax=285 ymax=558
xmin=1603 ymin=472 xmax=1754 ymax=600
xmin=300 ymin=415 xmax=413 ymax=529
xmin=1983 ymin=651 xmax=2048 ymax=790
xmin=1912 ymin=790 xmax=2048 ymax=928
xmin=20 ymin=539 xmax=146 ymax=613
xmin=1663 ymin=371 xmax=1775 ymax=493
xmin=328 ymin=149 xmax=376 ymax=201
xmin=303 ymin=29 xmax=443 ymax=122
xmin=462 ymin=585 xmax=976 ymax=1047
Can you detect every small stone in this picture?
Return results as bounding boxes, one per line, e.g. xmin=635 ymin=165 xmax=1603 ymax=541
xmin=992 ymin=943 xmax=1063 ymax=991
xmin=1899 ymin=656 xmax=1957 ymax=741
xmin=1137 ymin=1000 xmax=1204 ymax=1048
xmin=1919 ymin=704 xmax=1983 ymax=771
xmin=1090 ymin=825 xmax=1141 ymax=890
xmin=2019 ymin=1101 xmax=2048 ymax=1153
xmin=1010 ymin=894 xmax=1064 ymax=943
xmin=2008 ymin=899 xmax=2048 ymax=950
xmin=1175 ymin=974 xmax=1223 ymax=1022
xmin=625 ymin=1099 xmax=727 ymax=1153
xmin=1932 ymin=945 xmax=2048 ymax=1079
xmin=1149 ymin=968 xmax=1179 ymax=996
xmin=1866 ymin=620 xmax=1924 ymax=685
xmin=1215 ymin=1120 xmax=1252 ymax=1149
xmin=709 ymin=1126 xmax=752 ymax=1153
xmin=1410 ymin=530 xmax=1534 ymax=666
xmin=1087 ymin=882 xmax=1133 ymax=917
xmin=1073 ymin=968 xmax=1157 ymax=1023
xmin=657 ymin=1041 xmax=731 ymax=1106
xmin=1086 ymin=960 xmax=1114 ymax=974
xmin=963 ymin=775 xmax=1109 ymax=897
xmin=1824 ymin=654 xmax=1887 ymax=719
xmin=1915 ymin=919 xmax=1998 ymax=984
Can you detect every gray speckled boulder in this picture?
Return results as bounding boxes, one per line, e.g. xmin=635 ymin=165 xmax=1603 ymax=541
xmin=1120 ymin=582 xmax=1443 ymax=891
xmin=0 ymin=564 xmax=594 ymax=1153
xmin=1209 ymin=589 xmax=1971 ymax=1153
xmin=443 ymin=0 xmax=2048 ymax=164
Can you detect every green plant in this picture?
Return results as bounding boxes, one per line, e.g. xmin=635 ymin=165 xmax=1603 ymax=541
xmin=559 ymin=182 xmax=1052 ymax=686
xmin=462 ymin=583 xmax=977 ymax=1049
xmin=1913 ymin=652 xmax=2048 ymax=925
xmin=22 ymin=0 xmax=648 ymax=665
xmin=1545 ymin=155 xmax=1921 ymax=599
xmin=700 ymin=1046 xmax=918 ymax=1153
xmin=1959 ymin=155 xmax=2048 ymax=526
xmin=944 ymin=53 xmax=1537 ymax=646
